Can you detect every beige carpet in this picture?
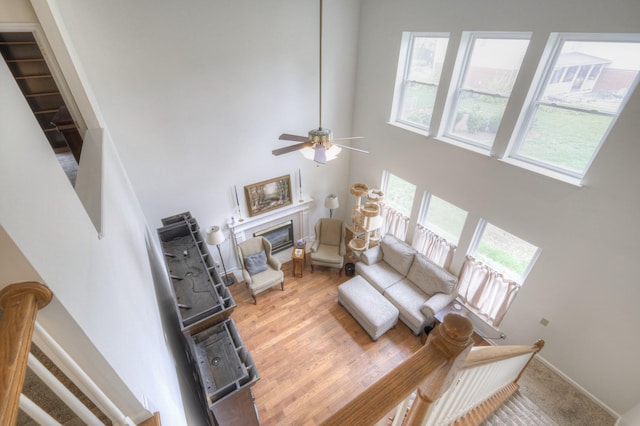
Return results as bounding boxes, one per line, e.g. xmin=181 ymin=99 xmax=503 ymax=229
xmin=483 ymin=390 xmax=558 ymax=425
xmin=517 ymin=358 xmax=616 ymax=426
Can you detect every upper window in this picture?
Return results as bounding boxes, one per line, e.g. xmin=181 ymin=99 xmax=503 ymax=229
xmin=443 ymin=33 xmax=531 ymax=149
xmin=381 ymin=171 xmax=416 ymax=217
xmin=392 ymin=33 xmax=449 ymax=132
xmin=509 ymin=34 xmax=640 ymax=180
xmin=417 ymin=193 xmax=468 ymax=245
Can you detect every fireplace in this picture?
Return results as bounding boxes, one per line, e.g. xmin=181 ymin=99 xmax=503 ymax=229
xmin=254 ymin=220 xmax=294 ymax=254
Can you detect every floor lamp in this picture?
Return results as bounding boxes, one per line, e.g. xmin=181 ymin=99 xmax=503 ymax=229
xmin=325 ymin=194 xmax=339 ymax=218
xmin=206 ymin=226 xmax=234 ymax=286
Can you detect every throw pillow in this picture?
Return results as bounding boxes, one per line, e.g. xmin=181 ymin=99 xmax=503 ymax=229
xmin=244 ymin=250 xmax=268 ymax=276
xmin=380 ymin=235 xmax=416 ymax=276
xmin=407 ymin=254 xmax=457 ymax=296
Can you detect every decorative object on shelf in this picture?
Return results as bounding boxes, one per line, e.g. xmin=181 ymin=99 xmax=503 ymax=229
xmin=298 ymin=168 xmax=304 ymax=202
xmin=206 ymin=226 xmax=234 ymax=286
xmin=324 ymin=193 xmax=339 ymax=218
xmin=271 ymin=0 xmax=368 ymax=165
xmin=233 ymin=185 xmax=244 ymax=222
xmin=295 ymin=239 xmax=306 ymax=248
xmin=244 ymin=174 xmax=292 ymax=217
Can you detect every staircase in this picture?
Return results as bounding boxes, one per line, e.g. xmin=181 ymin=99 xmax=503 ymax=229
xmin=482 ymin=391 xmax=557 ymax=426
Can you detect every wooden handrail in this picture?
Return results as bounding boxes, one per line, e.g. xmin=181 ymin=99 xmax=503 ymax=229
xmin=0 ymin=282 xmax=53 ymax=425
xmin=321 ymin=313 xmax=474 ymax=426
xmin=463 ymin=339 xmax=545 ymax=369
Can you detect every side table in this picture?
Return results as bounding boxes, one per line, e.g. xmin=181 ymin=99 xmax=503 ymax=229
xmin=292 ymin=246 xmax=305 ymax=278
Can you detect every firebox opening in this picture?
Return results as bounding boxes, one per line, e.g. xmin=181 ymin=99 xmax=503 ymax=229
xmin=254 ymin=220 xmax=294 ymax=254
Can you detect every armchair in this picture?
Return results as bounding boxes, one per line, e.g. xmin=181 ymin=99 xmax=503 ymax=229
xmin=238 ymin=237 xmax=284 ymax=304
xmin=310 ymin=218 xmax=346 ymax=276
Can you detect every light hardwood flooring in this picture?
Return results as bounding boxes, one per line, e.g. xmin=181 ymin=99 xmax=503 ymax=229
xmin=228 ymin=261 xmax=422 ymax=426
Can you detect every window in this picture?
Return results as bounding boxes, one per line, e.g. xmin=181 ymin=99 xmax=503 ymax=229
xmin=392 ymin=33 xmax=449 ymax=132
xmin=381 ymin=171 xmax=416 ymax=217
xmin=412 ymin=193 xmax=468 ymax=269
xmin=443 ymin=33 xmax=530 ymax=149
xmin=417 ymin=193 xmax=468 ymax=245
xmin=380 ymin=171 xmax=416 ymax=240
xmin=509 ymin=34 xmax=640 ymax=180
xmin=458 ymin=220 xmax=540 ymax=326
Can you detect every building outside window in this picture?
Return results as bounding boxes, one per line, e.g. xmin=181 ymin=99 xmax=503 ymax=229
xmin=443 ymin=32 xmax=531 ymax=150
xmin=508 ymin=34 xmax=640 ymax=180
xmin=392 ymin=33 xmax=449 ymax=132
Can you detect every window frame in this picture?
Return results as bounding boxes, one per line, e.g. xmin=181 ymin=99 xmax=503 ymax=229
xmin=441 ymin=31 xmax=532 ymax=151
xmin=391 ymin=32 xmax=450 ymax=133
xmin=468 ymin=219 xmax=541 ymax=283
xmin=417 ymin=192 xmax=468 ymax=246
xmin=507 ymin=32 xmax=640 ymax=180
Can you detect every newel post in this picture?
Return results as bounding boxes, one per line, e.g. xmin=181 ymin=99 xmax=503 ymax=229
xmin=0 ymin=282 xmax=53 ymax=425
xmin=403 ymin=313 xmax=475 ymax=425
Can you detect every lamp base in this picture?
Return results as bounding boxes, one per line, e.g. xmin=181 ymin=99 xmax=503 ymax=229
xmin=221 ymin=274 xmax=235 ymax=286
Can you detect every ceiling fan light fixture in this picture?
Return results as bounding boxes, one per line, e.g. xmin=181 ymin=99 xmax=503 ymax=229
xmin=301 ymin=144 xmax=341 ymax=163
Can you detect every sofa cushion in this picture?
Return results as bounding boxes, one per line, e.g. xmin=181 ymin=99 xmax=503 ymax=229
xmin=384 ymin=279 xmax=430 ymax=334
xmin=244 ymin=250 xmax=268 ymax=276
xmin=356 ymin=261 xmax=404 ymax=294
xmin=407 ymin=254 xmax=457 ymax=296
xmin=380 ymin=235 xmax=416 ymax=276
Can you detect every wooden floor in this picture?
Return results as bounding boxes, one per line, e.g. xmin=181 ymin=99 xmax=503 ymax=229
xmin=228 ymin=261 xmax=423 ymax=426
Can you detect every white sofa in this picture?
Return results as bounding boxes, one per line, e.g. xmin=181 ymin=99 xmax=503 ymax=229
xmin=355 ymin=234 xmax=458 ymax=335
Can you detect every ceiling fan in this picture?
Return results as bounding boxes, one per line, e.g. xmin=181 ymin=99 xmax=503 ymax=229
xmin=272 ymin=0 xmax=367 ymax=165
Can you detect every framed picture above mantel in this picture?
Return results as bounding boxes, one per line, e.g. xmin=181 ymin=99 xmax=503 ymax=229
xmin=244 ymin=174 xmax=292 ymax=217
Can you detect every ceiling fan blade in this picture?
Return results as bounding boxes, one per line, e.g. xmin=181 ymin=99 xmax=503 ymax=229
xmin=331 ymin=143 xmax=369 ymax=154
xmin=279 ymin=133 xmax=309 ymax=142
xmin=314 ymin=144 xmax=327 ymax=164
xmin=272 ymin=141 xmax=313 ymax=156
xmin=332 ymin=136 xmax=364 ymax=141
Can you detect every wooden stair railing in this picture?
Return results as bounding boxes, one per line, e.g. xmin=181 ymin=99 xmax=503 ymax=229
xmin=321 ymin=313 xmax=475 ymax=426
xmin=0 ymin=281 xmax=53 ymax=425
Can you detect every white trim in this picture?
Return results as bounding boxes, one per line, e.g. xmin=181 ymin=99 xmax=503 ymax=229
xmin=27 ymin=353 xmax=104 ymax=425
xmin=19 ymin=395 xmax=63 ymax=426
xmin=535 ymin=354 xmax=621 ymax=420
xmin=32 ymin=322 xmax=136 ymax=426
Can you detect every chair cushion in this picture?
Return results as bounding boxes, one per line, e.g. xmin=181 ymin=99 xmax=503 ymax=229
xmin=310 ymin=244 xmax=343 ymax=265
xmin=406 ymin=254 xmax=457 ymax=296
xmin=380 ymin=235 xmax=416 ymax=276
xmin=244 ymin=250 xmax=268 ymax=275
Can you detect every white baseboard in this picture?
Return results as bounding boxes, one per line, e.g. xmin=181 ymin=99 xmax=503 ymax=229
xmin=535 ymin=354 xmax=620 ymax=420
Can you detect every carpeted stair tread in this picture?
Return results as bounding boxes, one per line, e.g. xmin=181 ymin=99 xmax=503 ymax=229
xmin=482 ymin=390 xmax=558 ymax=426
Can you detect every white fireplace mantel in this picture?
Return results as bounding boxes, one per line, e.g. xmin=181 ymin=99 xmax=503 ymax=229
xmin=227 ymin=197 xmax=315 ymax=264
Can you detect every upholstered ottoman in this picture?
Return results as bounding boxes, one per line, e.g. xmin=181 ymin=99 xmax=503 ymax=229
xmin=338 ymin=275 xmax=399 ymax=341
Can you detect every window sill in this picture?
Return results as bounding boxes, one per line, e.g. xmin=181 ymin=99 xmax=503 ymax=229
xmin=386 ymin=121 xmax=430 ymax=138
xmin=499 ymin=158 xmax=583 ymax=187
xmin=433 ymin=136 xmax=492 ymax=157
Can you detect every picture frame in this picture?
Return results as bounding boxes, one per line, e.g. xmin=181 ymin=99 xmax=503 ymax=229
xmin=244 ymin=174 xmax=293 ymax=217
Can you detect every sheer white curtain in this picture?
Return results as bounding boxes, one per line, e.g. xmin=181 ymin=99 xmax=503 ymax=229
xmin=411 ymin=224 xmax=456 ymax=270
xmin=457 ymin=255 xmax=520 ymax=327
xmin=380 ymin=203 xmax=410 ymax=240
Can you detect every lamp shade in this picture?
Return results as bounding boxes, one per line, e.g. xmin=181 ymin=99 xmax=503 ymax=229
xmin=206 ymin=226 xmax=225 ymax=245
xmin=324 ymin=194 xmax=339 ymax=210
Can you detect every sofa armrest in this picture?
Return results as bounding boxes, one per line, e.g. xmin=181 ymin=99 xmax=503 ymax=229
xmin=420 ymin=291 xmax=458 ymax=318
xmin=360 ymin=245 xmax=382 ymax=265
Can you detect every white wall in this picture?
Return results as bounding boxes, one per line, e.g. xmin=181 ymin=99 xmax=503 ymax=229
xmin=351 ymin=0 xmax=640 ymax=416
xmin=0 ymin=54 xmax=191 ymax=424
xmin=47 ymin=0 xmax=361 ymax=251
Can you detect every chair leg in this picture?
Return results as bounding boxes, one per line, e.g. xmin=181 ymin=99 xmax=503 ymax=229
xmin=311 ymin=264 xmax=314 ymax=273
xmin=252 ymin=294 xmax=257 ymax=305
xmin=280 ymin=280 xmax=285 ymax=291
xmin=339 ymin=267 xmax=343 ymax=277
